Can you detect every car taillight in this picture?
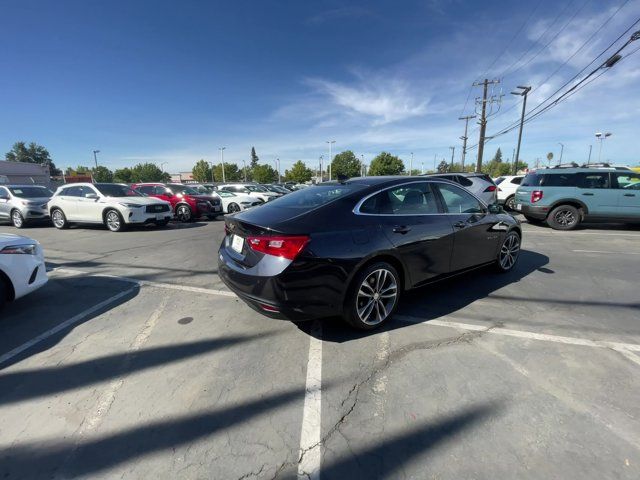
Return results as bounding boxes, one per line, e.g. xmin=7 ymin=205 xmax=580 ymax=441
xmin=246 ymin=235 xmax=309 ymax=260
xmin=484 ymin=185 xmax=497 ymax=192
xmin=531 ymin=190 xmax=543 ymax=203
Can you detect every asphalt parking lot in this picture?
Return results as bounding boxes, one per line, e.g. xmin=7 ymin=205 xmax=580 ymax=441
xmin=1 ymin=218 xmax=639 ymax=479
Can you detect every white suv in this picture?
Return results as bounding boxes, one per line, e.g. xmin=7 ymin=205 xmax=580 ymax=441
xmin=48 ymin=183 xmax=173 ymax=232
xmin=218 ymin=184 xmax=279 ymax=202
xmin=494 ymin=175 xmax=524 ymax=210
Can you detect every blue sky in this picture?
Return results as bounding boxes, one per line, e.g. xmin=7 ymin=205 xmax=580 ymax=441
xmin=1 ymin=0 xmax=639 ymax=173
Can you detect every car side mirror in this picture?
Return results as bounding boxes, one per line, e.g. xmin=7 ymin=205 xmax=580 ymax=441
xmin=488 ymin=203 xmax=503 ymax=214
xmin=85 ymin=193 xmax=98 ymax=200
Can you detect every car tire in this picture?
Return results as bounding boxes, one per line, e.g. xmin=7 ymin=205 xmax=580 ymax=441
xmin=175 ymin=204 xmax=192 ymax=223
xmin=547 ymin=205 xmax=580 ymax=230
xmin=227 ymin=202 xmax=241 ymax=213
xmin=495 ymin=231 xmax=521 ymax=273
xmin=11 ymin=210 xmax=26 ymax=228
xmin=343 ymin=262 xmax=400 ymax=330
xmin=51 ymin=208 xmax=69 ymax=229
xmin=105 ymin=209 xmax=126 ymax=232
xmin=504 ymin=195 xmax=516 ymax=211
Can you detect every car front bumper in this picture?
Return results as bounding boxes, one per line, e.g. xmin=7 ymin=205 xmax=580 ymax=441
xmin=125 ymin=209 xmax=172 ymax=224
xmin=3 ymin=248 xmax=48 ymax=300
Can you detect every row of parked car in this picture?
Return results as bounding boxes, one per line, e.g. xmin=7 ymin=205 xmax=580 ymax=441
xmin=0 ymin=181 xmax=306 ymax=232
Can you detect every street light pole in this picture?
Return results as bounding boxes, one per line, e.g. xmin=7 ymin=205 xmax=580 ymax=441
xmin=449 ymin=146 xmax=455 ymax=171
xmin=361 ymin=154 xmax=365 ymax=177
xmin=587 ymin=145 xmax=593 ymax=164
xmin=458 ymin=115 xmax=475 ymax=171
xmin=595 ymin=132 xmax=612 ymax=163
xmin=409 ymin=152 xmax=414 ymax=175
xmin=92 ymin=150 xmax=100 ymax=168
xmin=326 ymin=140 xmax=335 ymax=180
xmin=558 ymin=143 xmax=564 ymax=165
xmin=219 ymin=147 xmax=226 ymax=183
xmin=242 ymin=160 xmax=247 ymax=182
xmin=511 ymin=85 xmax=531 ymax=175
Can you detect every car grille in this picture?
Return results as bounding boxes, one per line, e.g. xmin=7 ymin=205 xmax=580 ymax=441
xmin=145 ymin=204 xmax=170 ymax=213
xmin=208 ymin=199 xmax=220 ymax=207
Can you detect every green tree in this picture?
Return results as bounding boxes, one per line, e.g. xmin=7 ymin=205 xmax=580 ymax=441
xmin=408 ymin=168 xmax=422 ymax=176
xmin=284 ymin=160 xmax=313 ymax=183
xmin=546 ymin=152 xmax=554 ymax=166
xmin=192 ymin=159 xmax=211 ymax=183
xmin=92 ymin=166 xmax=113 ymax=182
xmin=130 ymin=163 xmax=170 ymax=182
xmin=250 ymin=147 xmax=259 ymax=169
xmin=213 ymin=163 xmax=242 ymax=182
xmin=252 ymin=164 xmax=277 ymax=183
xmin=491 ymin=148 xmax=503 ymax=163
xmin=113 ymin=167 xmax=133 ymax=183
xmin=368 ymin=152 xmax=405 ymax=176
xmin=5 ymin=141 xmax=62 ymax=175
xmin=331 ymin=150 xmax=362 ymax=178
xmin=437 ymin=160 xmax=449 ymax=173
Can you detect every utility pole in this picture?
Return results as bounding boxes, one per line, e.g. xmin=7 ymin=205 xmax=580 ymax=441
xmin=449 ymin=146 xmax=455 ymax=171
xmin=361 ymin=154 xmax=365 ymax=176
xmin=219 ymin=147 xmax=226 ymax=183
xmin=511 ymin=85 xmax=531 ymax=175
xmin=473 ymin=78 xmax=501 ymax=173
xmin=242 ymin=160 xmax=247 ymax=182
xmin=326 ymin=140 xmax=335 ymax=180
xmin=92 ymin=150 xmax=100 ymax=168
xmin=318 ymin=155 xmax=323 ymax=183
xmin=587 ymin=145 xmax=593 ymax=164
xmin=458 ymin=115 xmax=475 ymax=171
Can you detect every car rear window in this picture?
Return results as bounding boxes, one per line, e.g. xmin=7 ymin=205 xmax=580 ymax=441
xmin=494 ymin=177 xmax=505 ymax=185
xmin=510 ymin=177 xmax=523 ymax=185
xmin=9 ymin=186 xmax=53 ymax=198
xmin=457 ymin=175 xmax=474 ymax=187
xmin=261 ymin=184 xmax=366 ymax=210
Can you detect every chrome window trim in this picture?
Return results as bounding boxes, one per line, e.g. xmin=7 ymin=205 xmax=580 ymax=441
xmin=352 ymin=180 xmax=488 ymax=216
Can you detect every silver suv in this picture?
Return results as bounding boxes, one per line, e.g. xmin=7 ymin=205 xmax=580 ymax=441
xmin=420 ymin=172 xmax=498 ymax=205
xmin=0 ymin=184 xmax=53 ymax=228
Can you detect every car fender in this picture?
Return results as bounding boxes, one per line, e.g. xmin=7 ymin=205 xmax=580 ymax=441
xmin=548 ymin=198 xmax=590 ymax=215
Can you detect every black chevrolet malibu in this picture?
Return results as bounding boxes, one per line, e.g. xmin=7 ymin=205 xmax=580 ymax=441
xmin=218 ymin=176 xmax=521 ymax=330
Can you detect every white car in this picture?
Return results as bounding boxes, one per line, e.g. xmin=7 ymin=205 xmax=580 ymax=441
xmin=218 ymin=184 xmax=279 ymax=203
xmin=495 ymin=175 xmax=524 ymax=210
xmin=216 ymin=190 xmax=263 ymax=213
xmin=48 ymin=183 xmax=173 ymax=232
xmin=0 ymin=233 xmax=48 ymax=308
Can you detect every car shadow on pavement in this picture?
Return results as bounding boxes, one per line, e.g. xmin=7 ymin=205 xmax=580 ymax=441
xmin=0 ymin=332 xmax=277 ymax=406
xmin=0 ymin=276 xmax=139 ymax=370
xmin=301 ymin=249 xmax=549 ymax=343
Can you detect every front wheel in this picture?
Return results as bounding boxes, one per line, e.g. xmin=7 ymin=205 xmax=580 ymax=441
xmin=496 ymin=231 xmax=521 ymax=273
xmin=227 ymin=202 xmax=241 ymax=213
xmin=343 ymin=262 xmax=400 ymax=330
xmin=11 ymin=210 xmax=26 ymax=228
xmin=547 ymin=205 xmax=580 ymax=230
xmin=51 ymin=209 xmax=69 ymax=229
xmin=175 ymin=204 xmax=192 ymax=222
xmin=105 ymin=209 xmax=126 ymax=232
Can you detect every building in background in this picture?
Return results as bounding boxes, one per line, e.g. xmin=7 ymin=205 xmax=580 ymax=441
xmin=0 ymin=161 xmax=51 ymax=186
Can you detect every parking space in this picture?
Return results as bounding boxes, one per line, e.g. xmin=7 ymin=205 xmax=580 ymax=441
xmin=1 ymin=219 xmax=639 ymax=479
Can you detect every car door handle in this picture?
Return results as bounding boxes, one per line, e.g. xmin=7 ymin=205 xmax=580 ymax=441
xmin=453 ymin=221 xmax=467 ymax=229
xmin=582 ymin=193 xmax=594 ymax=196
xmin=392 ymin=225 xmax=411 ymax=234
xmin=623 ymin=193 xmax=636 ymax=197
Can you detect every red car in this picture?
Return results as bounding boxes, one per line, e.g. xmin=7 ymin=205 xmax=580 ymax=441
xmin=132 ymin=183 xmax=223 ymax=222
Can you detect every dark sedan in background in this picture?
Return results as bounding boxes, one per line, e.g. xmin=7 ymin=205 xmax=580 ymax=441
xmin=218 ymin=176 xmax=521 ymax=330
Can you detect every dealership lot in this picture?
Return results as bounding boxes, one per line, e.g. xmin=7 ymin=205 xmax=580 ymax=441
xmin=1 ymin=219 xmax=639 ymax=479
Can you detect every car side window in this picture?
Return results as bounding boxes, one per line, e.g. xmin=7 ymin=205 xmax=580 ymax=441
xmin=0 ymin=187 xmax=9 ymax=198
xmin=359 ymin=183 xmax=438 ymax=215
xmin=136 ymin=186 xmax=153 ymax=195
xmin=63 ymin=186 xmax=82 ymax=197
xmin=436 ymin=183 xmax=484 ymax=214
xmin=457 ymin=176 xmax=473 ymax=187
xmin=576 ymin=172 xmax=610 ymax=189
xmin=511 ymin=177 xmax=523 ymax=185
xmin=613 ymin=172 xmax=640 ymax=190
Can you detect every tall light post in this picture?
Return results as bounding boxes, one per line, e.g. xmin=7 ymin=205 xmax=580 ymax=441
xmin=421 ymin=161 xmax=424 ymax=174
xmin=361 ymin=154 xmax=365 ymax=177
xmin=595 ymin=132 xmax=612 ymax=163
xmin=511 ymin=85 xmax=531 ymax=175
xmin=272 ymin=158 xmax=281 ymax=183
xmin=557 ymin=143 xmax=564 ymax=165
xmin=326 ymin=140 xmax=335 ymax=180
xmin=449 ymin=146 xmax=455 ymax=172
xmin=219 ymin=147 xmax=226 ymax=183
xmin=318 ymin=155 xmax=323 ymax=183
xmin=242 ymin=160 xmax=247 ymax=182
xmin=409 ymin=152 xmax=414 ymax=175
xmin=92 ymin=150 xmax=100 ymax=168
xmin=587 ymin=145 xmax=593 ymax=164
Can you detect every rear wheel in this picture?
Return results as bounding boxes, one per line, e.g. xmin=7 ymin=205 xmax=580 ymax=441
xmin=547 ymin=205 xmax=580 ymax=230
xmin=495 ymin=231 xmax=521 ymax=273
xmin=105 ymin=209 xmax=126 ymax=232
xmin=51 ymin=209 xmax=69 ymax=229
xmin=344 ymin=262 xmax=400 ymax=330
xmin=504 ymin=195 xmax=516 ymax=211
xmin=11 ymin=210 xmax=26 ymax=228
xmin=175 ymin=204 xmax=192 ymax=222
xmin=227 ymin=202 xmax=241 ymax=213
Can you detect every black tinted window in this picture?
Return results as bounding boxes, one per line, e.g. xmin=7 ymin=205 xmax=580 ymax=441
xmin=62 ymin=186 xmax=82 ymax=197
xmin=457 ymin=176 xmax=473 ymax=187
xmin=542 ymin=173 xmax=577 ymax=187
xmin=437 ymin=183 xmax=484 ymax=214
xmin=576 ymin=173 xmax=610 ymax=189
xmin=510 ymin=177 xmax=523 ymax=185
xmin=262 ymin=184 xmax=365 ymax=210
xmin=136 ymin=186 xmax=154 ymax=195
xmin=360 ymin=183 xmax=438 ymax=215
xmin=521 ymin=173 xmax=541 ymax=186
xmin=9 ymin=186 xmax=53 ymax=198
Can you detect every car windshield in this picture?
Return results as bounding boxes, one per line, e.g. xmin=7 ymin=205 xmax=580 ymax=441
xmin=8 ymin=186 xmax=53 ymax=198
xmin=170 ymin=185 xmax=200 ymax=195
xmin=94 ymin=184 xmax=143 ymax=197
xmin=260 ymin=184 xmax=366 ymax=210
xmin=246 ymin=185 xmax=267 ymax=192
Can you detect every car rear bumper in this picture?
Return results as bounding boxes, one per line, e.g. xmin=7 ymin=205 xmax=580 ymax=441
xmin=515 ymin=204 xmax=549 ymax=219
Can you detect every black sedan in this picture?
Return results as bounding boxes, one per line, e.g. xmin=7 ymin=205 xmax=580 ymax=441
xmin=218 ymin=176 xmax=521 ymax=330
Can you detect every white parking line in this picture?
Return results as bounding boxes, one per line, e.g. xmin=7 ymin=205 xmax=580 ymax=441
xmin=572 ymin=249 xmax=640 ymax=255
xmin=51 ymin=267 xmax=235 ymax=297
xmin=523 ymin=230 xmax=640 ymax=237
xmin=0 ymin=287 xmax=137 ymax=368
xmin=298 ymin=321 xmax=322 ymax=480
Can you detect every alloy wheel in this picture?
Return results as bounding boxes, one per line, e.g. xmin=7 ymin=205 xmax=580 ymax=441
xmin=356 ymin=268 xmax=398 ymax=326
xmin=12 ymin=211 xmax=23 ymax=228
xmin=554 ymin=209 xmax=576 ymax=227
xmin=106 ymin=211 xmax=121 ymax=231
xmin=52 ymin=210 xmax=65 ymax=228
xmin=228 ymin=203 xmax=240 ymax=213
xmin=505 ymin=196 xmax=516 ymax=210
xmin=499 ymin=233 xmax=520 ymax=270
xmin=176 ymin=205 xmax=191 ymax=222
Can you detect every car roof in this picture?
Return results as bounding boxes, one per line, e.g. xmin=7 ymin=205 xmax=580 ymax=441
xmin=527 ymin=167 xmax=618 ymax=174
xmin=3 ymin=184 xmax=50 ymax=188
xmin=421 ymin=172 xmax=487 ymax=178
xmin=321 ymin=176 xmax=462 ymax=188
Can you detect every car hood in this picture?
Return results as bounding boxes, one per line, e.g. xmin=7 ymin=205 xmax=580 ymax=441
xmin=0 ymin=233 xmax=38 ymax=247
xmin=17 ymin=197 xmax=51 ymax=204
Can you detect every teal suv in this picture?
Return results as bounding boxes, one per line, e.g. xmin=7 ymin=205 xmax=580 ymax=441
xmin=514 ymin=167 xmax=640 ymax=230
